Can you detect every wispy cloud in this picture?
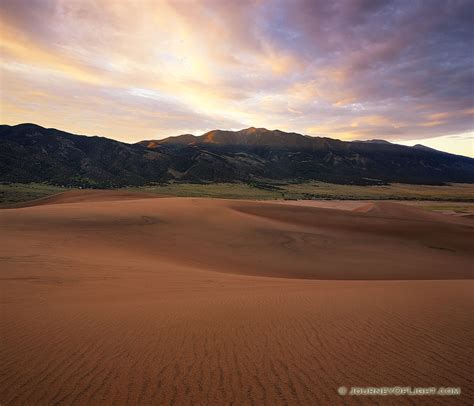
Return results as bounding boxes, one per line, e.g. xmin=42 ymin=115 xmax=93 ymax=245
xmin=1 ymin=0 xmax=473 ymax=155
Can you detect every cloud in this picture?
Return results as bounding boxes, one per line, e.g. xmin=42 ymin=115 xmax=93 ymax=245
xmin=1 ymin=0 xmax=473 ymax=152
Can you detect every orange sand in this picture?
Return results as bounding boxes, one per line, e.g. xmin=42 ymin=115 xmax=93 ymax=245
xmin=1 ymin=192 xmax=472 ymax=404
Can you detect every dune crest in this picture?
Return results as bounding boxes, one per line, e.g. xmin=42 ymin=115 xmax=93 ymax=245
xmin=353 ymin=201 xmax=451 ymax=221
xmin=6 ymin=189 xmax=161 ymax=208
xmin=2 ymin=194 xmax=473 ymax=280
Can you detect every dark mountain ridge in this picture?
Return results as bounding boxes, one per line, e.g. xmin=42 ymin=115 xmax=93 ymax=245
xmin=1 ymin=123 xmax=473 ymax=187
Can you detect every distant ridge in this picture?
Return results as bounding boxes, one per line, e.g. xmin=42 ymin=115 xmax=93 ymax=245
xmin=353 ymin=139 xmax=392 ymax=145
xmin=1 ymin=123 xmax=473 ymax=187
xmin=413 ymin=144 xmax=441 ymax=153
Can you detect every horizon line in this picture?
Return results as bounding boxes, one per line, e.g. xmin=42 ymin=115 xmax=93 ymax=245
xmin=2 ymin=121 xmax=472 ymax=159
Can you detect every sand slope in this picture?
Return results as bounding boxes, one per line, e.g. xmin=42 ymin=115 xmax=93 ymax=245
xmin=6 ymin=189 xmax=161 ymax=208
xmin=1 ymin=193 xmax=473 ymax=404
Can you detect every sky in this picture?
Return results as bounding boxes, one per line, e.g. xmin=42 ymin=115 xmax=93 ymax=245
xmin=1 ymin=0 xmax=473 ymax=157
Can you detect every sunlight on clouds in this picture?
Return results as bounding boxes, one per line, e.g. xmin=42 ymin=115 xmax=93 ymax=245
xmin=0 ymin=0 xmax=472 ymax=156
xmin=1 ymin=28 xmax=103 ymax=85
xmin=350 ymin=115 xmax=393 ymax=128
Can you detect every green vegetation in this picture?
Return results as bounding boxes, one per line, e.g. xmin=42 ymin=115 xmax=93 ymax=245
xmin=125 ymin=182 xmax=283 ymax=200
xmin=416 ymin=204 xmax=474 ymax=214
xmin=280 ymin=181 xmax=474 ymax=201
xmin=1 ymin=181 xmax=473 ymax=207
xmin=127 ymin=181 xmax=474 ymax=202
xmin=0 ymin=183 xmax=71 ymax=207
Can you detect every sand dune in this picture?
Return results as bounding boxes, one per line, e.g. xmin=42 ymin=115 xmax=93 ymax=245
xmin=7 ymin=189 xmax=161 ymax=208
xmin=352 ymin=201 xmax=464 ymax=222
xmin=1 ymin=192 xmax=473 ymax=404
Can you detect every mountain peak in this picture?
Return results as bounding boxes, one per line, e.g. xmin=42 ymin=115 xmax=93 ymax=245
xmin=414 ymin=144 xmax=436 ymax=151
xmin=191 ymin=127 xmax=316 ymax=147
xmin=239 ymin=127 xmax=270 ymax=134
xmin=2 ymin=123 xmax=473 ymax=186
xmin=354 ymin=139 xmax=392 ymax=144
xmin=140 ymin=133 xmax=197 ymax=147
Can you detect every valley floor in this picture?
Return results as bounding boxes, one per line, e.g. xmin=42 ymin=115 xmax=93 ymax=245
xmin=0 ymin=192 xmax=473 ymax=404
xmin=2 ymin=181 xmax=474 ymax=207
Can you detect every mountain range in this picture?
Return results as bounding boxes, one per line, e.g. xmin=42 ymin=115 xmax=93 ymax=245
xmin=1 ymin=123 xmax=473 ymax=187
